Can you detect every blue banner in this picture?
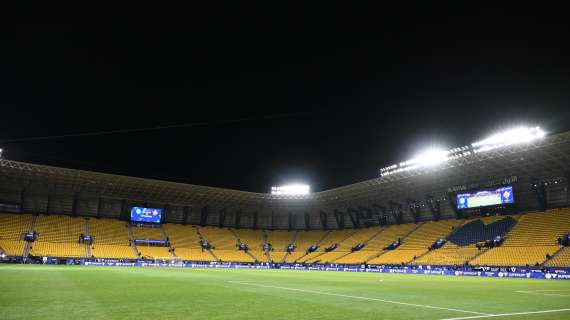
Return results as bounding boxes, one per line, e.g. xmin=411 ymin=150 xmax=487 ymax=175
xmin=79 ymin=261 xmax=570 ymax=280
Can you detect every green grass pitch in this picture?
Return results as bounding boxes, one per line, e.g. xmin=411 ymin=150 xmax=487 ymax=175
xmin=1 ymin=265 xmax=570 ymax=320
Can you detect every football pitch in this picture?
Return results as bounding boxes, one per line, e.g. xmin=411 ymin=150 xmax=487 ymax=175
xmin=1 ymin=265 xmax=570 ymax=320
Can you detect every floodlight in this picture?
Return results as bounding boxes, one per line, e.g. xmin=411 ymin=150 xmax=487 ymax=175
xmin=472 ymin=126 xmax=545 ymax=152
xmin=271 ymin=184 xmax=310 ymax=195
xmin=0 ymin=148 xmax=3 ymax=159
xmin=379 ymin=126 xmax=547 ymax=177
xmin=409 ymin=148 xmax=449 ymax=167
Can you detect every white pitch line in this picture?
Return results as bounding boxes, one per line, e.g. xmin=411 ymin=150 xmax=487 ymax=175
xmin=228 ymin=281 xmax=490 ymax=316
xmin=515 ymin=289 xmax=570 ymax=297
xmin=440 ymin=308 xmax=570 ymax=320
xmin=522 ymin=289 xmax=570 ymax=292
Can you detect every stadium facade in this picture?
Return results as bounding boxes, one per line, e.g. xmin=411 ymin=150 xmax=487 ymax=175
xmin=0 ymin=130 xmax=568 ymax=230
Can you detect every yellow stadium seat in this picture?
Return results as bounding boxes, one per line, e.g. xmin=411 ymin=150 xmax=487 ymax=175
xmin=546 ymin=247 xmax=570 ymax=267
xmin=0 ymin=240 xmax=26 ymax=256
xmin=0 ymin=214 xmax=33 ymax=240
xmin=136 ymin=246 xmax=172 ymax=259
xmin=88 ymin=218 xmax=130 ymax=245
xmin=91 ymin=244 xmax=136 ymax=259
xmin=471 ymin=209 xmax=570 ymax=266
xmin=0 ymin=209 xmax=568 ymax=266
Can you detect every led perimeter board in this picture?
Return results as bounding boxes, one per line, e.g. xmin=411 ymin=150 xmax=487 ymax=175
xmin=130 ymin=207 xmax=162 ymax=223
xmin=456 ymin=186 xmax=514 ymax=210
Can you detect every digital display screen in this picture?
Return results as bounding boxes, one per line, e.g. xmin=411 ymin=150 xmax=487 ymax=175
xmin=456 ymin=186 xmax=514 ymax=209
xmin=130 ymin=207 xmax=162 ymax=223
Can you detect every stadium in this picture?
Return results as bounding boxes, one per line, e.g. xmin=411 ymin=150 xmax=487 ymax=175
xmin=4 ymin=3 xmax=570 ymax=320
xmin=1 ymin=126 xmax=570 ymax=319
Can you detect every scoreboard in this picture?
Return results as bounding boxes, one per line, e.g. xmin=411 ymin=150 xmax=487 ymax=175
xmin=456 ymin=186 xmax=514 ymax=209
xmin=130 ymin=207 xmax=162 ymax=223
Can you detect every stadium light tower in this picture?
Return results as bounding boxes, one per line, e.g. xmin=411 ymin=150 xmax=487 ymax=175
xmin=379 ymin=125 xmax=546 ymax=177
xmin=271 ymin=184 xmax=310 ymax=195
xmin=472 ymin=126 xmax=545 ymax=153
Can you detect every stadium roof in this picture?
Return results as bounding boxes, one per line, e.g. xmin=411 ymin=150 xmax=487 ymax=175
xmin=1 ymin=131 xmax=568 ymax=211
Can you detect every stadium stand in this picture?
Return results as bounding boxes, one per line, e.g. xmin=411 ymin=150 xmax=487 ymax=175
xmin=285 ymin=230 xmax=329 ymax=263
xmin=0 ymin=240 xmax=26 ymax=257
xmin=131 ymin=225 xmax=165 ymax=240
xmin=137 ymin=246 xmax=172 ymax=259
xmin=173 ymin=248 xmax=214 ymax=261
xmin=91 ymin=244 xmax=136 ymax=259
xmin=198 ymin=227 xmax=257 ymax=262
xmin=414 ymin=216 xmax=517 ymax=266
xmin=0 ymin=213 xmax=32 ymax=256
xmin=266 ymin=230 xmax=296 ymax=251
xmin=88 ymin=218 xmax=130 ymax=245
xmin=336 ymin=224 xmax=416 ymax=264
xmin=298 ymin=230 xmax=355 ymax=263
xmin=30 ymin=242 xmax=86 ymax=258
xmin=0 ymin=208 xmax=569 ymax=267
xmin=265 ymin=230 xmax=295 ymax=262
xmin=309 ymin=227 xmax=381 ymax=264
xmin=163 ymin=224 xmax=201 ymax=248
xmin=0 ymin=129 xmax=568 ymax=269
xmin=247 ymin=250 xmax=268 ymax=262
xmin=130 ymin=225 xmax=170 ymax=259
xmin=200 ymin=227 xmax=237 ymax=250
xmin=162 ymin=224 xmax=214 ymax=261
xmin=546 ymin=247 xmax=570 ymax=267
xmin=34 ymin=215 xmax=85 ymax=242
xmin=446 ymin=216 xmax=517 ymax=246
xmin=268 ymin=250 xmax=288 ymax=263
xmin=413 ymin=243 xmax=482 ymax=266
xmin=212 ymin=249 xmax=255 ymax=263
xmin=234 ymin=229 xmax=264 ymax=251
xmin=367 ymin=221 xmax=461 ymax=265
xmin=470 ymin=208 xmax=570 ymax=266
xmin=88 ymin=218 xmax=135 ymax=259
xmin=30 ymin=215 xmax=86 ymax=257
xmin=471 ymin=246 xmax=560 ymax=266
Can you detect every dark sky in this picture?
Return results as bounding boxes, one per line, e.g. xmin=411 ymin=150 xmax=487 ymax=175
xmin=1 ymin=3 xmax=569 ymax=192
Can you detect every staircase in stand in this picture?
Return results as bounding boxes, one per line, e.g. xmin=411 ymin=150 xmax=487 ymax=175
xmin=22 ymin=214 xmax=38 ymax=260
xmin=207 ymin=248 xmax=219 ymax=261
xmin=294 ymin=230 xmax=332 ymax=263
xmin=229 ymin=228 xmax=240 ymax=241
xmin=363 ymin=225 xmax=416 ymax=263
xmin=305 ymin=230 xmax=358 ymax=264
xmin=365 ymin=249 xmax=390 ymax=263
xmin=407 ymin=249 xmax=430 ymax=264
xmin=281 ymin=231 xmax=300 ymax=263
xmin=159 ymin=225 xmax=177 ymax=258
xmin=544 ymin=246 xmax=566 ymax=265
xmin=404 ymin=222 xmax=426 ymax=239
xmin=245 ymin=250 xmax=259 ymax=262
xmin=127 ymin=224 xmax=140 ymax=258
xmin=466 ymin=247 xmax=491 ymax=264
xmin=84 ymin=218 xmax=92 ymax=258
xmin=331 ymin=227 xmax=387 ymax=263
xmin=195 ymin=227 xmax=219 ymax=261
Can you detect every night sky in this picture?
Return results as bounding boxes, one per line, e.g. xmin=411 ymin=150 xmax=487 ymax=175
xmin=2 ymin=3 xmax=569 ymax=192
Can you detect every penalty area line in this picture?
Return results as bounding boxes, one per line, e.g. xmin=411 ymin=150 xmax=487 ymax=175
xmin=440 ymin=308 xmax=570 ymax=320
xmin=228 ymin=281 xmax=490 ymax=316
